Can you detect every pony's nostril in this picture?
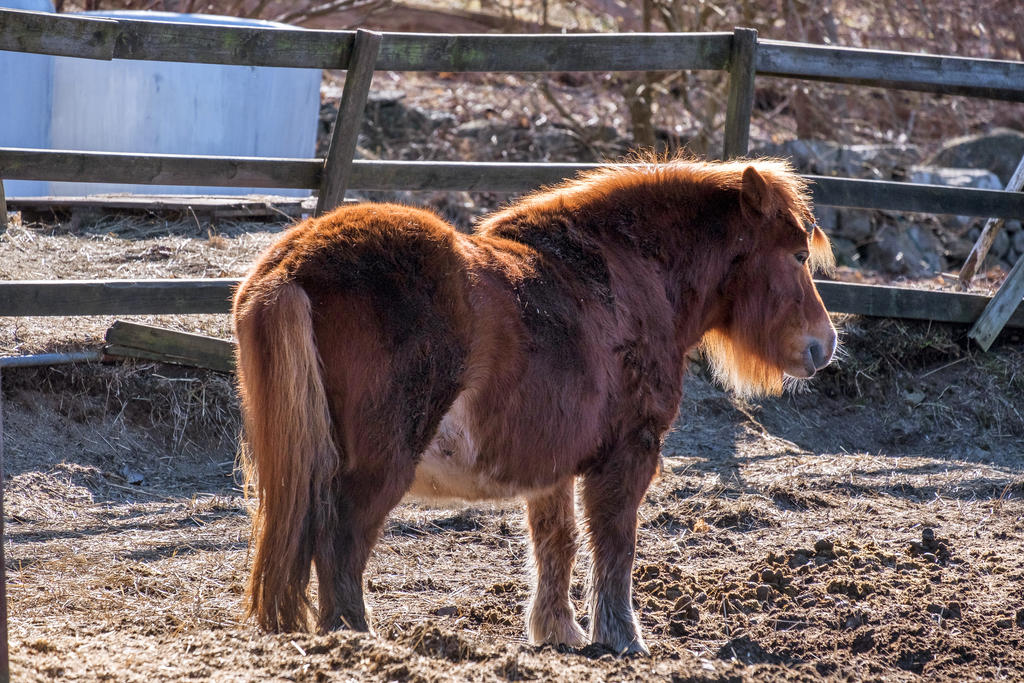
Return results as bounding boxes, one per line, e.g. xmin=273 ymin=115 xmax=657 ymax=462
xmin=808 ymin=340 xmax=827 ymax=370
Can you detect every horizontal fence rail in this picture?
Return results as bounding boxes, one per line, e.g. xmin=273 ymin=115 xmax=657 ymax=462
xmin=0 ymin=279 xmax=238 ymax=317
xmin=3 ymin=8 xmax=1024 ymax=100
xmin=757 ymin=40 xmax=1024 ymax=102
xmin=2 ymin=279 xmax=1022 ymax=331
xmin=0 ymin=148 xmax=319 ymax=189
xmin=5 ymin=151 xmax=1024 ymax=219
xmin=0 ymin=10 xmax=733 ymax=71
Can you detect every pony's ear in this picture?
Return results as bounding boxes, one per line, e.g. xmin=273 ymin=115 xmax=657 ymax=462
xmin=740 ymin=166 xmax=771 ymax=217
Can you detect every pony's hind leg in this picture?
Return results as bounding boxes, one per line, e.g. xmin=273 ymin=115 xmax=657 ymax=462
xmin=525 ymin=480 xmax=587 ymax=648
xmin=581 ymin=444 xmax=660 ymax=656
xmin=309 ymin=292 xmax=467 ymax=634
xmin=313 ymin=459 xmax=416 ymax=633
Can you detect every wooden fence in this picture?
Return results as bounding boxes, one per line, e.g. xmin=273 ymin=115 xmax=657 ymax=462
xmin=2 ymin=9 xmax=1024 ymax=343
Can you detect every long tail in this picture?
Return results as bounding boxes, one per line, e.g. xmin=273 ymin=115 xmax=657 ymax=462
xmin=234 ymin=280 xmax=340 ymax=632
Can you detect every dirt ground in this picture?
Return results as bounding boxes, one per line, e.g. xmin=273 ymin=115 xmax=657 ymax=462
xmin=2 ymin=213 xmax=1024 ymax=681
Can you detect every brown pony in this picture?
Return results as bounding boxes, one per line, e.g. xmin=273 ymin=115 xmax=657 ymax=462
xmin=232 ymin=157 xmax=836 ymax=655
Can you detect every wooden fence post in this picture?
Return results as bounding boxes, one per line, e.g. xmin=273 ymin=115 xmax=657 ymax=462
xmin=315 ymin=30 xmax=382 ymax=217
xmin=722 ymin=27 xmax=758 ymax=160
xmin=0 ymin=179 xmax=8 ymax=232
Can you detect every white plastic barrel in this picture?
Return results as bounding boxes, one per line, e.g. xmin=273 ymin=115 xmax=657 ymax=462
xmin=0 ymin=0 xmax=55 ymax=197
xmin=49 ymin=11 xmax=321 ymax=197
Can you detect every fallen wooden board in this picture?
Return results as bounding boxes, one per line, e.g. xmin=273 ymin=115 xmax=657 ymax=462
xmin=104 ymin=320 xmax=235 ymax=373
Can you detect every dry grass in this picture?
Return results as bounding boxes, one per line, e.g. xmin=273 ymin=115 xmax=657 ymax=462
xmin=7 ymin=358 xmax=1024 ymax=680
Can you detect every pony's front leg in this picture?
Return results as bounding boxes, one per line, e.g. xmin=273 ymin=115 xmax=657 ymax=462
xmin=581 ymin=444 xmax=660 ymax=656
xmin=525 ymin=479 xmax=587 ymax=648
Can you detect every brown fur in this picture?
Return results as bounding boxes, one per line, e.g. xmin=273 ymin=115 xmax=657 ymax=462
xmin=233 ymin=156 xmax=837 ymax=653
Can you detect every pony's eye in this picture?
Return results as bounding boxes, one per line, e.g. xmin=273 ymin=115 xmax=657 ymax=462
xmin=794 ymin=251 xmax=809 ymax=265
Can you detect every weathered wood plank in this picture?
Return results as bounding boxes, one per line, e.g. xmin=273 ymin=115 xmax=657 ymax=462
xmin=807 ymin=175 xmax=1024 ymax=219
xmin=758 ymin=40 xmax=1024 ymax=102
xmin=0 ymin=9 xmax=732 ymax=71
xmin=0 ymin=8 xmax=345 ymax=67
xmin=722 ymin=28 xmax=758 ymax=160
xmin=4 ymin=150 xmax=1024 ymax=219
xmin=2 ymin=277 xmax=1022 ymax=330
xmin=0 ymin=148 xmax=320 ymax=189
xmin=0 ymin=279 xmax=236 ymax=316
xmin=316 ymin=30 xmax=381 ymax=216
xmin=968 ymin=254 xmax=1024 ymax=350
xmin=105 ymin=320 xmax=235 ymax=372
xmin=111 ymin=16 xmax=348 ymax=68
xmin=816 ymin=280 xmax=1024 ymax=328
xmin=0 ymin=9 xmax=115 ymax=60
xmin=376 ymin=31 xmax=732 ymax=72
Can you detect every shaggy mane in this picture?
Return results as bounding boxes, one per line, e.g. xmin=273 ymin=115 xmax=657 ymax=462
xmin=479 ymin=152 xmax=834 ymax=276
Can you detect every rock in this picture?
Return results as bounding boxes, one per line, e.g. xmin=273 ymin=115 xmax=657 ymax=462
xmin=828 ymin=237 xmax=859 ymax=267
xmin=908 ymin=166 xmax=1002 ymax=191
xmin=754 ymin=140 xmax=919 ymax=179
xmin=991 ymin=228 xmax=1011 ymax=259
xmin=928 ymin=128 xmax=1024 ymax=185
xmin=838 ymin=144 xmax=921 ymax=179
xmin=835 ymin=209 xmax=874 ymax=242
xmin=755 ymin=139 xmax=842 ymax=174
xmin=863 ymin=222 xmax=946 ymax=276
xmin=121 ymin=465 xmax=144 ymax=485
xmin=1012 ymin=226 xmax=1024 ymax=254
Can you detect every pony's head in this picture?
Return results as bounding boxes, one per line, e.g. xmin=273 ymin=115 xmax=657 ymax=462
xmin=701 ymin=162 xmax=837 ymax=397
